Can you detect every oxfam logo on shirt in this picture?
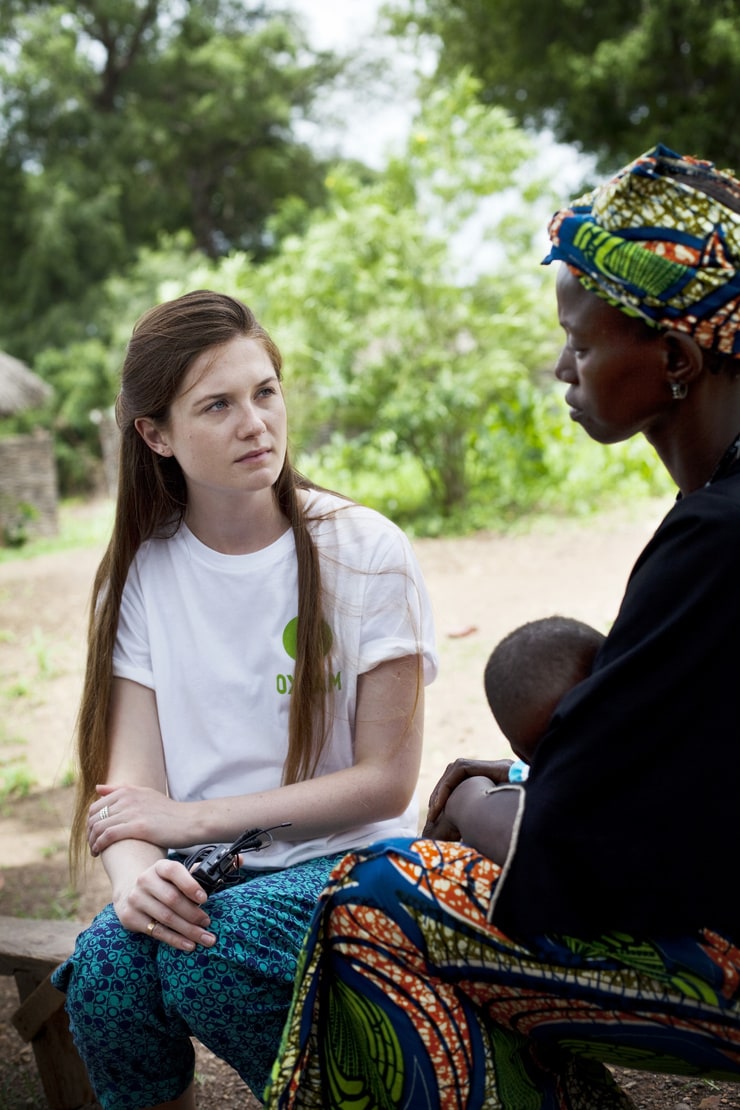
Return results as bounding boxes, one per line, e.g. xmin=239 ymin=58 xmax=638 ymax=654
xmin=277 ymin=618 xmax=340 ymax=695
xmin=281 ymin=618 xmax=334 ymax=660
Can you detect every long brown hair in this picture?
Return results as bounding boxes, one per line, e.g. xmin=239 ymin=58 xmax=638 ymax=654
xmin=71 ymin=290 xmax=332 ymax=872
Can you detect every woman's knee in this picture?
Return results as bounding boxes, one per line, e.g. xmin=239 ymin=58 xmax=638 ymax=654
xmin=61 ymin=907 xmax=161 ymax=1023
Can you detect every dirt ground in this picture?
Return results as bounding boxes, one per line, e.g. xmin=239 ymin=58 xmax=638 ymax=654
xmin=1 ymin=495 xmax=739 ymax=1108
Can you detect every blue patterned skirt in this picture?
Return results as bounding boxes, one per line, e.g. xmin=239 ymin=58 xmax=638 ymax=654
xmin=265 ymin=839 xmax=740 ymax=1109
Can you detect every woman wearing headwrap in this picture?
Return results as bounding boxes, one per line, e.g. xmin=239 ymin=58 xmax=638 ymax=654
xmin=265 ymin=146 xmax=740 ymax=1109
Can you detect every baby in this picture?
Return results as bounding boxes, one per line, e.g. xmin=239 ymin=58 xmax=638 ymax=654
xmin=484 ymin=616 xmax=605 ymax=780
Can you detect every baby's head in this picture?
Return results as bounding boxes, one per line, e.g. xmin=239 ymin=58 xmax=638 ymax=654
xmin=484 ymin=616 xmax=605 ymax=764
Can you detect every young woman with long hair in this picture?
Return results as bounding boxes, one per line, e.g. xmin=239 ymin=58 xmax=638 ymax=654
xmin=53 ymin=289 xmax=437 ymax=1109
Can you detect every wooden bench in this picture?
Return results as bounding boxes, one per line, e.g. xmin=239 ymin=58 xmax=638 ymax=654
xmin=0 ymin=914 xmax=96 ymax=1109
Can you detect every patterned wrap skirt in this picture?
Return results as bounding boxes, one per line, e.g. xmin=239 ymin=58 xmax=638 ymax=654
xmin=52 ymin=852 xmax=346 ymax=1110
xmin=265 ymin=839 xmax=740 ymax=1109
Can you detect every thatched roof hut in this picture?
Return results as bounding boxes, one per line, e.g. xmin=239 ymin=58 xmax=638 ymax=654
xmin=0 ymin=350 xmax=52 ymax=417
xmin=0 ymin=351 xmax=56 ymax=543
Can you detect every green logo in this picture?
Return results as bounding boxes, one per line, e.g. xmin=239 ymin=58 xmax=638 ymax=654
xmin=282 ymin=618 xmax=333 ymax=661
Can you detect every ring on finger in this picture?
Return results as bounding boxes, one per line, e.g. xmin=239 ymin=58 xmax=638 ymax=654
xmin=98 ymin=805 xmax=110 ymax=822
xmin=146 ymin=920 xmax=158 ymax=938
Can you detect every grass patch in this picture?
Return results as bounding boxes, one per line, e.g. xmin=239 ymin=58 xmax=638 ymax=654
xmin=4 ymin=680 xmax=31 ymax=699
xmin=0 ymin=724 xmax=26 ymax=747
xmin=0 ymin=497 xmax=114 ymax=564
xmin=0 ymin=759 xmax=36 ymax=803
xmin=29 ymin=628 xmax=59 ymax=679
xmin=2 ymin=879 xmax=81 ymax=921
xmin=59 ymin=764 xmax=77 ymax=788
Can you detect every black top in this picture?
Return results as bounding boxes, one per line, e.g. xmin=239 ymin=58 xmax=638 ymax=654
xmin=494 ymin=461 xmax=740 ymax=939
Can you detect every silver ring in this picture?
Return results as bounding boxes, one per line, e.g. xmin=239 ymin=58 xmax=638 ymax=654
xmin=146 ymin=920 xmax=158 ymax=938
xmin=98 ymin=805 xmax=109 ymax=822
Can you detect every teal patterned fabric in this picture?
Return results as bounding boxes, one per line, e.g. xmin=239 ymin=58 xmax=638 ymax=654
xmin=52 ymin=853 xmax=345 ymax=1109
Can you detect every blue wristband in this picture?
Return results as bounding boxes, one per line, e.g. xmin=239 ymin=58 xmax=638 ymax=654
xmin=508 ymin=759 xmax=530 ymax=783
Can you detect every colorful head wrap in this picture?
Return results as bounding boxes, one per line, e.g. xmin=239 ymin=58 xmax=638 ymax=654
xmin=544 ymin=144 xmax=740 ymax=359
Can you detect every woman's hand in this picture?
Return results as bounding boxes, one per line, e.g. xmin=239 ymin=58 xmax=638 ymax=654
xmin=113 ymin=857 xmax=217 ymax=953
xmin=426 ymin=758 xmax=513 ymax=826
xmin=422 ymin=807 xmax=462 ymax=841
xmin=88 ymin=783 xmax=193 ymax=856
xmin=423 ymin=773 xmax=522 ymax=865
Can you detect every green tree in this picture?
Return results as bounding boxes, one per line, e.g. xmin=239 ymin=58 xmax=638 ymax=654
xmin=0 ymin=0 xmax=340 ymax=359
xmin=388 ymin=0 xmax=740 ymax=172
xmin=50 ymin=72 xmax=667 ymax=519
xmin=14 ymin=233 xmax=207 ymax=493
xmin=169 ymin=73 xmax=565 ymax=524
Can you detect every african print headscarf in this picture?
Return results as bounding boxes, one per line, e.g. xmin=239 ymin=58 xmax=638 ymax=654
xmin=544 ymin=143 xmax=740 ymax=359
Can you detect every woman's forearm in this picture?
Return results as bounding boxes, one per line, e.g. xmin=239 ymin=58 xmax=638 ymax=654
xmin=91 ymin=752 xmax=421 ymax=857
xmin=183 ymin=759 xmax=418 ymax=846
xmin=444 ymin=778 xmax=521 ymax=865
xmin=102 ymin=838 xmax=166 ymax=901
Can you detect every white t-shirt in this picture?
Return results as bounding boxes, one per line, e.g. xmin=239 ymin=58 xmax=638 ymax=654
xmin=112 ymin=489 xmax=438 ymax=868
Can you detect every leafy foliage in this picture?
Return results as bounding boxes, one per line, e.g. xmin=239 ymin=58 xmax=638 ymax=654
xmin=387 ymin=0 xmax=740 ymax=173
xmin=136 ymin=72 xmax=669 ymax=530
xmin=162 ymin=75 xmax=561 ymax=521
xmin=0 ymin=20 xmax=671 ymax=526
xmin=0 ymin=0 xmax=340 ymax=359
